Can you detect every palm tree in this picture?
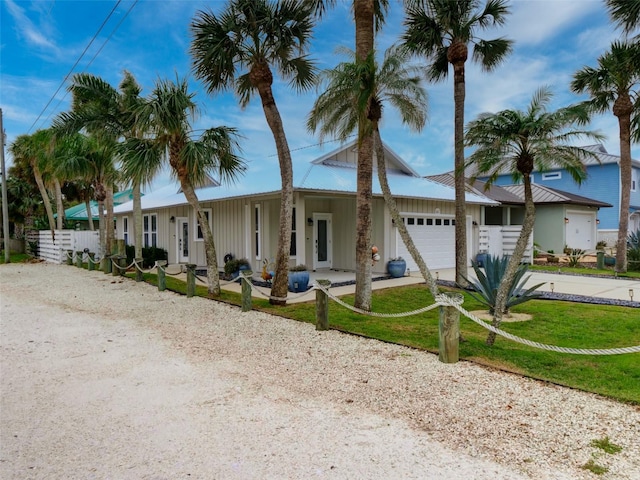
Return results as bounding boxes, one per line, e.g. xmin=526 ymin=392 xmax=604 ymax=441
xmin=465 ymin=87 xmax=603 ymax=345
xmin=606 ymin=0 xmax=640 ymax=35
xmin=307 ymin=0 xmax=389 ymax=310
xmin=571 ymin=41 xmax=640 ymax=273
xmin=190 ymin=0 xmax=316 ymax=305
xmin=402 ymin=0 xmax=513 ymax=286
xmin=136 ymin=76 xmax=245 ymax=296
xmin=53 ymin=71 xmax=152 ymax=260
xmin=308 ymin=46 xmax=439 ymax=297
xmin=9 ymin=131 xmax=57 ymax=236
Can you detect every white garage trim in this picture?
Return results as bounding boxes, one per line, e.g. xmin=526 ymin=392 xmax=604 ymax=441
xmin=395 ymin=213 xmax=457 ymax=271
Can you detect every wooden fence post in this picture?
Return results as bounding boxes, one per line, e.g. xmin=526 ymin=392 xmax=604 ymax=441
xmin=117 ymin=239 xmax=126 ymax=256
xmin=103 ymin=255 xmax=112 ymax=274
xmin=135 ymin=258 xmax=144 ymax=282
xmin=66 ymin=249 xmax=73 ymax=265
xmin=186 ymin=264 xmax=196 ymax=297
xmin=88 ymin=252 xmax=95 ymax=271
xmin=157 ymin=261 xmax=167 ymax=291
xmin=112 ymin=256 xmax=120 ymax=276
xmin=76 ymin=251 xmax=83 ymax=268
xmin=315 ymin=279 xmax=331 ymax=331
xmin=439 ymin=292 xmax=463 ymax=364
xmin=241 ymin=272 xmax=253 ymax=312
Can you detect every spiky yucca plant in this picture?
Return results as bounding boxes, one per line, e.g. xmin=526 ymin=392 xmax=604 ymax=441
xmin=463 ymin=255 xmax=544 ymax=315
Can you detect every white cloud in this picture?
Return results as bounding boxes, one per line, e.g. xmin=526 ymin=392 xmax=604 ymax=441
xmin=4 ymin=0 xmax=58 ymax=51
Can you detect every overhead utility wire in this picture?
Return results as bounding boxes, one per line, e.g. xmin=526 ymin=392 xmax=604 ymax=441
xmin=41 ymin=0 xmax=139 ymax=128
xmin=28 ymin=0 xmax=123 ymax=134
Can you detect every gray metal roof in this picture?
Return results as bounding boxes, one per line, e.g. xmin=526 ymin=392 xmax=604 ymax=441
xmin=502 ymin=184 xmax=612 ymax=207
xmin=426 ymin=173 xmax=523 ymax=204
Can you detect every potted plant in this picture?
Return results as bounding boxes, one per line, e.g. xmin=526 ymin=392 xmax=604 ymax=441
xmin=387 ymin=257 xmax=406 ymax=278
xmin=224 ymin=257 xmax=251 ymax=280
xmin=288 ymin=264 xmax=310 ymax=292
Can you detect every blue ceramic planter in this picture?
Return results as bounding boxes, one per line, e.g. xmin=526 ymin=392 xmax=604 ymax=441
xmin=288 ymin=271 xmax=310 ymax=292
xmin=387 ymin=260 xmax=406 ymax=278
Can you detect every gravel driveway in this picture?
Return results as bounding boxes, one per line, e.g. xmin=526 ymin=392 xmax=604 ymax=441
xmin=1 ymin=262 xmax=639 ymax=479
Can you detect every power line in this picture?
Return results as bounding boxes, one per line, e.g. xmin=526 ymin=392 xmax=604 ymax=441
xmin=28 ymin=0 xmax=123 ymax=134
xmin=41 ymin=0 xmax=139 ymax=128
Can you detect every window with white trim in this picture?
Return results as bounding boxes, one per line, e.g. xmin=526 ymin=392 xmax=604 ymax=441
xmin=542 ymin=172 xmax=562 ymax=180
xmin=143 ymin=213 xmax=157 ymax=247
xmin=632 ymin=169 xmax=638 ymax=192
xmin=123 ymin=217 xmax=129 ymax=245
xmin=195 ymin=208 xmax=212 ymax=241
xmin=254 ymin=205 xmax=261 ymax=260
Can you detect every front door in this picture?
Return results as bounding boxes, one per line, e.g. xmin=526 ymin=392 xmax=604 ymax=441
xmin=176 ymin=217 xmax=189 ymax=263
xmin=313 ymin=213 xmax=332 ymax=270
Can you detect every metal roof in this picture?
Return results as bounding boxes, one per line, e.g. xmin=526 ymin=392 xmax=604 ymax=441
xmin=501 ymin=184 xmax=612 ymax=207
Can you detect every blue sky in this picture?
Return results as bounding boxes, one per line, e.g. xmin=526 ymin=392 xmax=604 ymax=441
xmin=1 ymin=0 xmax=635 ymax=191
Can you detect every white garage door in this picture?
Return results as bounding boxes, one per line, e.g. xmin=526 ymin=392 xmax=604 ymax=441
xmin=396 ymin=215 xmax=456 ymax=271
xmin=565 ymin=211 xmax=595 ymax=250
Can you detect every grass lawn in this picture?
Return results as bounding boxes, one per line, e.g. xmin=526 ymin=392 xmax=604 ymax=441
xmin=0 ymin=253 xmax=33 ymax=264
xmin=530 ymin=263 xmax=640 ymax=279
xmin=134 ymin=272 xmax=640 ymax=405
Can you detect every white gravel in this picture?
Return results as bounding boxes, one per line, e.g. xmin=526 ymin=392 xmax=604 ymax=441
xmin=1 ymin=262 xmax=639 ymax=480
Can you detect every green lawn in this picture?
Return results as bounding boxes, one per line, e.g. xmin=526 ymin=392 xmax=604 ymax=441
xmin=135 ymin=272 xmax=640 ymax=405
xmin=530 ymin=263 xmax=640 ymax=279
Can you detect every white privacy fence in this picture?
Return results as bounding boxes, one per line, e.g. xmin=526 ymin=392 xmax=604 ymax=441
xmin=38 ymin=230 xmax=102 ymax=264
xmin=478 ymin=226 xmax=533 ymax=263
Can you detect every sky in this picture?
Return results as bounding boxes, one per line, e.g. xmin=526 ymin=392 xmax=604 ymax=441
xmin=1 ymin=0 xmax=637 ymax=192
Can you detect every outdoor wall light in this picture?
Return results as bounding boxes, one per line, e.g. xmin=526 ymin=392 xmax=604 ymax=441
xmin=564 ymin=217 xmax=569 ymax=224
xmin=170 ymin=216 xmax=175 ymax=223
xmin=596 ymin=219 xmax=600 ymax=224
xmin=307 ymin=218 xmax=313 ymax=226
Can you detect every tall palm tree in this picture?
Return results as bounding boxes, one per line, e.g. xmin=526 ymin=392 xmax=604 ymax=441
xmin=606 ymin=0 xmax=640 ymax=35
xmin=308 ymin=46 xmax=439 ymax=297
xmin=53 ymin=71 xmax=151 ymax=260
xmin=571 ymin=41 xmax=640 ymax=273
xmin=465 ymin=87 xmax=603 ymax=345
xmin=9 ymin=131 xmax=57 ymax=236
xmin=307 ymin=0 xmax=389 ymax=310
xmin=402 ymin=0 xmax=513 ymax=286
xmin=190 ymin=0 xmax=316 ymax=305
xmin=136 ymin=76 xmax=245 ymax=296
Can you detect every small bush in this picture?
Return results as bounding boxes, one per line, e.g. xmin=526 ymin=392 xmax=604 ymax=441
xmin=628 ymin=229 xmax=640 ymax=272
xmin=125 ymin=245 xmax=168 ymax=268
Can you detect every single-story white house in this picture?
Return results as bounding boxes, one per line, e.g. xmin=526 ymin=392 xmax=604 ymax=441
xmin=113 ymin=140 xmax=499 ymax=274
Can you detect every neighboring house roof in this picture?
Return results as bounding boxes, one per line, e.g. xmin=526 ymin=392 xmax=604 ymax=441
xmin=114 ymin=141 xmax=498 ymax=214
xmin=63 ymin=189 xmax=135 ymax=221
xmin=427 ymin=173 xmax=611 ymax=208
xmin=501 ymin=184 xmax=612 ymax=208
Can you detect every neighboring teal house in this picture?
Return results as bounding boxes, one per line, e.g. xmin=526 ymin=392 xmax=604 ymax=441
xmin=470 ymin=145 xmax=640 ymax=247
xmin=62 ymin=189 xmax=135 ymax=230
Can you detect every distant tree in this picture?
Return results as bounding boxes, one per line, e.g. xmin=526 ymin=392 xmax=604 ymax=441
xmin=191 ymin=0 xmax=316 ymax=304
xmin=606 ymin=0 xmax=640 ymax=35
xmin=402 ymin=0 xmax=513 ymax=285
xmin=465 ymin=87 xmax=603 ymax=345
xmin=571 ymin=41 xmax=640 ymax=273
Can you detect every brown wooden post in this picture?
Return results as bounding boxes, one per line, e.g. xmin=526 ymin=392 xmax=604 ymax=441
xmin=439 ymin=292 xmax=463 ymax=364
xmin=76 ymin=251 xmax=83 ymax=268
xmin=117 ymin=239 xmax=126 ymax=256
xmin=135 ymin=258 xmax=144 ymax=282
xmin=157 ymin=261 xmax=167 ymax=291
xmin=117 ymin=256 xmax=127 ymax=276
xmin=186 ymin=263 xmax=196 ymax=297
xmin=315 ymin=279 xmax=331 ymax=331
xmin=112 ymin=255 xmax=120 ymax=276
xmin=241 ymin=272 xmax=252 ymax=312
xmin=103 ymin=255 xmax=112 ymax=274
xmin=66 ymin=249 xmax=73 ymax=265
xmin=88 ymin=252 xmax=95 ymax=271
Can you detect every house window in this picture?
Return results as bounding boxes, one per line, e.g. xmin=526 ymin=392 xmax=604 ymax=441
xmin=542 ymin=172 xmax=562 ymax=181
xmin=290 ymin=207 xmax=297 ymax=257
xmin=195 ymin=208 xmax=212 ymax=241
xmin=632 ymin=170 xmax=638 ymax=192
xmin=255 ymin=205 xmax=261 ymax=260
xmin=417 ymin=218 xmax=424 ymax=226
xmin=123 ymin=217 xmax=129 ymax=245
xmin=407 ymin=217 xmax=415 ymax=225
xmin=143 ymin=213 xmax=157 ymax=248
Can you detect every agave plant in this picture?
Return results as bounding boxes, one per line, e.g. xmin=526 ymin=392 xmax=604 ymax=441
xmin=462 ymin=255 xmax=544 ymax=315
xmin=628 ymin=228 xmax=640 ymax=272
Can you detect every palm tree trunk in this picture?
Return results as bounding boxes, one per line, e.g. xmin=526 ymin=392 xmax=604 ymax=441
xmin=54 ymin=178 xmax=64 ymax=230
xmin=133 ymin=182 xmax=143 ymax=259
xmin=253 ymin=72 xmax=293 ymax=306
xmin=353 ymin=0 xmax=375 ymax=311
xmin=453 ymin=59 xmax=468 ymax=287
xmin=85 ymin=199 xmax=94 ymax=231
xmin=32 ymin=162 xmax=56 ymax=236
xmin=374 ymin=129 xmax=438 ymax=298
xmin=615 ymin=112 xmax=631 ymax=273
xmin=487 ymin=174 xmax=536 ymax=346
xmin=181 ymin=178 xmax=221 ymax=296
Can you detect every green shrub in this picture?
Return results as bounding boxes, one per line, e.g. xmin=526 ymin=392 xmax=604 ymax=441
xmin=567 ymin=248 xmax=586 ymax=267
xmin=125 ymin=245 xmax=168 ymax=268
xmin=628 ymin=229 xmax=640 ymax=272
xmin=462 ymin=255 xmax=544 ymax=315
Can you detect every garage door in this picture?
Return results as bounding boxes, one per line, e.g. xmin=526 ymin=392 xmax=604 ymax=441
xmin=396 ymin=215 xmax=456 ymax=271
xmin=565 ymin=212 xmax=595 ymax=250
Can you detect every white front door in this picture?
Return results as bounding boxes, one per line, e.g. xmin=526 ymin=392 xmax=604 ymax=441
xmin=313 ymin=213 xmax=332 ymax=270
xmin=176 ymin=217 xmax=189 ymax=263
xmin=565 ymin=211 xmax=595 ymax=250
